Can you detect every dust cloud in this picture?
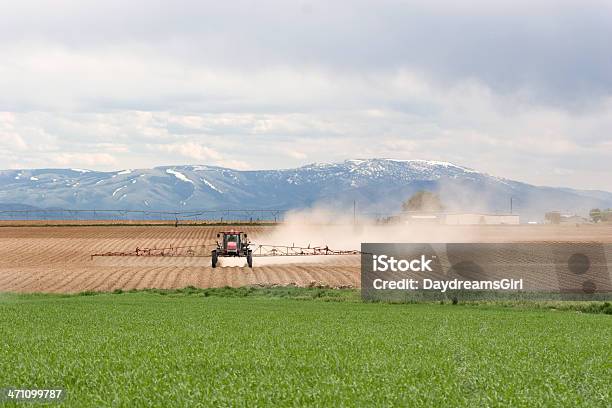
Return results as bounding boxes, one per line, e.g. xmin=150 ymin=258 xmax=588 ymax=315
xmin=252 ymin=207 xmax=491 ymax=252
xmin=216 ymin=257 xmax=249 ymax=267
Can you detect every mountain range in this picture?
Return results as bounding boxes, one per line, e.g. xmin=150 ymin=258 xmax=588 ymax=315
xmin=1 ymin=159 xmax=611 ymax=221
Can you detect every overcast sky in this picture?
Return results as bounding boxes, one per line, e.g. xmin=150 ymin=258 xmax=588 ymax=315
xmin=0 ymin=0 xmax=611 ymax=190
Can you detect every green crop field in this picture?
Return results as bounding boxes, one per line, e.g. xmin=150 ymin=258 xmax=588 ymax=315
xmin=0 ymin=288 xmax=610 ymax=407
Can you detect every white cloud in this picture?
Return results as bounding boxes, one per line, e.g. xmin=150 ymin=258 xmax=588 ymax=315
xmin=151 ymin=142 xmax=222 ymax=161
xmin=0 ymin=112 xmax=28 ymax=151
xmin=0 ymin=132 xmax=28 ymax=151
xmin=283 ymin=149 xmax=307 ymax=160
xmin=52 ymin=153 xmax=117 ymax=167
xmin=216 ymin=159 xmax=250 ymax=170
xmin=0 ymin=1 xmax=610 ymax=190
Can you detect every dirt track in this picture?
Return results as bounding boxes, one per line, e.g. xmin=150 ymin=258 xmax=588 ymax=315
xmin=0 ymin=224 xmax=611 ymax=293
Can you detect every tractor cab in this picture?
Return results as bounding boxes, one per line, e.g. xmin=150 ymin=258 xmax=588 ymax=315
xmin=224 ymin=232 xmax=241 ymax=254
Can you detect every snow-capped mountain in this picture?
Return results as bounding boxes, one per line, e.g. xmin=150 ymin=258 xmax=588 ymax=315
xmin=0 ymin=159 xmax=611 ymax=220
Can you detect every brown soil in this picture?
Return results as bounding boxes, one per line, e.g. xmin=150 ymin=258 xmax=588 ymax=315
xmin=0 ymin=224 xmax=610 ymax=293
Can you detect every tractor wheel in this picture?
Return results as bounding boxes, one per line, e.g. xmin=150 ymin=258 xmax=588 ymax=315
xmin=247 ymin=251 xmax=253 ymax=268
xmin=212 ymin=250 xmax=218 ymax=268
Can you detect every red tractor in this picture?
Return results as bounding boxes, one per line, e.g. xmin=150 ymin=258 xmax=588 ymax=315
xmin=212 ymin=231 xmax=253 ymax=268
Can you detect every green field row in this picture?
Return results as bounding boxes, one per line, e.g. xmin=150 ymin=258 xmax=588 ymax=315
xmin=0 ymin=289 xmax=610 ymax=407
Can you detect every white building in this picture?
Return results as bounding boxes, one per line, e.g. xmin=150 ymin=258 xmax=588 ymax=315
xmin=401 ymin=212 xmax=520 ymax=225
xmin=443 ymin=213 xmax=520 ymax=225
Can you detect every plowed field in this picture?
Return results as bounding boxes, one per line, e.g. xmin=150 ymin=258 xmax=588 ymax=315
xmin=0 ymin=223 xmax=611 ymax=293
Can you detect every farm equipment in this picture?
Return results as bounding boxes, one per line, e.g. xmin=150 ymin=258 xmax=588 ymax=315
xmin=212 ymin=231 xmax=252 ymax=268
xmin=90 ymin=229 xmax=363 ymax=268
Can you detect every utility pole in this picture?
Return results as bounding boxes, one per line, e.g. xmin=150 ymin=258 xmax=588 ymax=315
xmin=510 ymin=197 xmax=513 ymax=214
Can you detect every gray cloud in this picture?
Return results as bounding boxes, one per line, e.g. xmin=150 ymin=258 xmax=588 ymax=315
xmin=2 ymin=0 xmax=611 ymax=103
xmin=0 ymin=0 xmax=611 ymax=190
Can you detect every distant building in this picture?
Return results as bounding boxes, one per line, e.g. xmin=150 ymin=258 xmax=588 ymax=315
xmin=444 ymin=213 xmax=520 ymax=225
xmin=401 ymin=212 xmax=519 ymax=225
xmin=560 ymin=214 xmax=589 ymax=224
xmin=401 ymin=213 xmax=442 ymax=224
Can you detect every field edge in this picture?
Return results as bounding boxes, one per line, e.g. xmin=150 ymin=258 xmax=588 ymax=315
xmin=1 ymin=285 xmax=611 ymax=314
